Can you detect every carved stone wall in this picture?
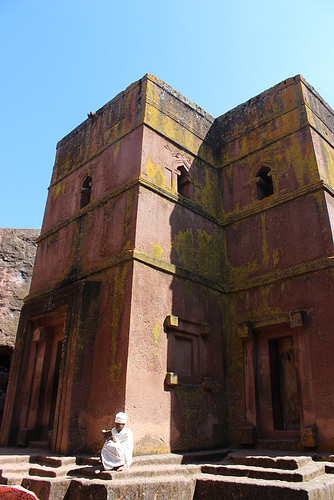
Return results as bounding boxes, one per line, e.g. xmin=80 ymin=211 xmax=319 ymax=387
xmin=0 ymin=228 xmax=39 ymax=348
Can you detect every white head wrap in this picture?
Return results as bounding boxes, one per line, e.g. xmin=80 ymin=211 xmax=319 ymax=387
xmin=115 ymin=411 xmax=127 ymax=424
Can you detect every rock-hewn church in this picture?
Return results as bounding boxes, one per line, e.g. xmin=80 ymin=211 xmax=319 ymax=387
xmin=2 ymin=74 xmax=334 ymax=456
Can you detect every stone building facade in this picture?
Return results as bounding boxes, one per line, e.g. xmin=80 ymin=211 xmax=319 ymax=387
xmin=1 ymin=75 xmax=334 ymax=455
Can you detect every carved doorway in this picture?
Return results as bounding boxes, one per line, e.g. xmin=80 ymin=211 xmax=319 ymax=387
xmin=255 ymin=328 xmax=301 ymax=439
xmin=19 ymin=311 xmax=66 ymax=446
xmin=240 ymin=311 xmax=317 ymax=447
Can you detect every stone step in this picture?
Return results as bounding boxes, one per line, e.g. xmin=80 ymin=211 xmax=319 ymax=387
xmin=21 ymin=473 xmax=198 ymax=500
xmin=195 ymin=473 xmax=334 ymax=500
xmin=0 ymin=465 xmax=31 ymax=475
xmin=29 ymin=465 xmax=72 ymax=478
xmin=0 ymin=463 xmax=32 ymax=485
xmin=21 ymin=477 xmax=71 ymax=500
xmin=29 ymin=455 xmax=76 ymax=468
xmin=201 ymin=462 xmax=325 ymax=482
xmin=0 ymin=462 xmax=77 ymax=484
xmin=76 ymin=454 xmax=185 ymax=468
xmin=324 ymin=462 xmax=334 ymax=474
xmin=4 ymin=448 xmax=334 ymax=500
xmin=0 ymin=454 xmax=32 ymax=465
xmin=68 ymin=463 xmax=202 ymax=481
xmin=75 ymin=448 xmax=231 ymax=468
xmin=224 ymin=452 xmax=313 ymax=470
xmin=0 ymin=472 xmax=30 ymax=486
xmin=69 ymin=475 xmax=198 ymax=500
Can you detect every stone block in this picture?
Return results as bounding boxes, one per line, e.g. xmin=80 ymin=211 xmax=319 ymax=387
xmin=166 ymin=372 xmax=178 ymax=386
xmin=165 ymin=315 xmax=178 ymax=328
xmin=289 ymin=310 xmax=308 ymax=328
xmin=237 ymin=322 xmax=253 ymax=338
xmin=301 ymin=425 xmax=319 ymax=448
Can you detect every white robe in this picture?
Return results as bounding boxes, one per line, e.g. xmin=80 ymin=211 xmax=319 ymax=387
xmin=101 ymin=426 xmax=133 ymax=470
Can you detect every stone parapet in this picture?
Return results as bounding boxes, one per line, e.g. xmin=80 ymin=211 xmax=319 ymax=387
xmin=52 ymin=74 xmax=215 ymax=187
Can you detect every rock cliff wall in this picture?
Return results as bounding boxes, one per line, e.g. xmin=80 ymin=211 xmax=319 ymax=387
xmin=0 ymin=228 xmax=39 ymax=347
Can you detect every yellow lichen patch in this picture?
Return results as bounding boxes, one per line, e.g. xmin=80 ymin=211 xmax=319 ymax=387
xmin=51 ymin=179 xmax=66 ymax=202
xmin=184 ymin=280 xmax=194 ymax=305
xmin=227 ymin=259 xmax=259 ymax=286
xmin=109 ymin=263 xmax=130 ymax=385
xmin=81 ymin=211 xmax=98 ymax=271
xmin=249 ymin=285 xmax=282 ymax=320
xmin=113 ymin=141 xmax=121 ymax=160
xmin=200 ymin=166 xmax=221 ymax=219
xmin=151 ymin=242 xmax=164 ymax=259
xmin=171 ymin=227 xmax=224 ymax=282
xmin=109 ymin=362 xmax=122 ymax=386
xmin=317 ymin=139 xmax=334 ymax=189
xmin=145 ymin=155 xmax=155 ymax=179
xmin=172 ymin=229 xmax=194 ymax=271
xmin=285 ymin=133 xmax=317 ymax=188
xmin=122 ymin=189 xmax=135 ymax=251
xmin=99 ymin=199 xmax=117 ymax=258
xmin=261 ymin=213 xmax=269 ymax=268
xmin=154 ymin=165 xmax=167 ymax=188
xmin=152 ymin=322 xmax=161 ymax=356
xmin=134 ymin=435 xmax=169 ymax=455
xmin=145 ymin=156 xmax=177 ymax=195
xmin=197 ymin=229 xmax=223 ymax=282
xmin=273 ymin=248 xmax=282 ymax=267
xmin=145 ymin=156 xmax=166 ymax=189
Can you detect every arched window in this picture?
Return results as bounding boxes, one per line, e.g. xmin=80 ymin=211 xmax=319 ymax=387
xmin=177 ymin=166 xmax=190 ymax=199
xmin=80 ymin=176 xmax=92 ymax=209
xmin=256 ymin=166 xmax=273 ymax=200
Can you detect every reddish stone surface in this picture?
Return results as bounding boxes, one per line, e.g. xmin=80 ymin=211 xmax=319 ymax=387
xmin=2 ymin=74 xmax=334 ymax=455
xmin=0 ymin=228 xmax=39 ymax=426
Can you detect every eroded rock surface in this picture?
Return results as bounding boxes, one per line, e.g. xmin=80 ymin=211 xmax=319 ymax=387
xmin=0 ymin=228 xmax=39 ymax=346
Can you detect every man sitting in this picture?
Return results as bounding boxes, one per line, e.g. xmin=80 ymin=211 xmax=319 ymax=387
xmin=96 ymin=411 xmax=133 ymax=473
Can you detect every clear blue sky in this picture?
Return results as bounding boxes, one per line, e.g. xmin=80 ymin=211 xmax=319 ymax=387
xmin=1 ymin=0 xmax=334 ymax=228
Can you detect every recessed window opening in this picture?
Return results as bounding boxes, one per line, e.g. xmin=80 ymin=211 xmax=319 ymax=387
xmin=80 ymin=176 xmax=92 ymax=209
xmin=177 ymin=166 xmax=190 ymax=199
xmin=256 ymin=166 xmax=273 ymax=200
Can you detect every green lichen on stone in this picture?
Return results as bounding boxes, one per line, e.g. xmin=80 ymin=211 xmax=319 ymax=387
xmin=123 ymin=188 xmax=135 ymax=250
xmin=51 ymin=179 xmax=66 ymax=202
xmin=200 ymin=165 xmax=221 ymax=219
xmin=172 ymin=384 xmax=219 ymax=450
xmin=172 ymin=227 xmax=223 ymax=283
xmin=172 ymin=228 xmax=194 ymax=271
xmin=196 ymin=228 xmax=223 ymax=282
